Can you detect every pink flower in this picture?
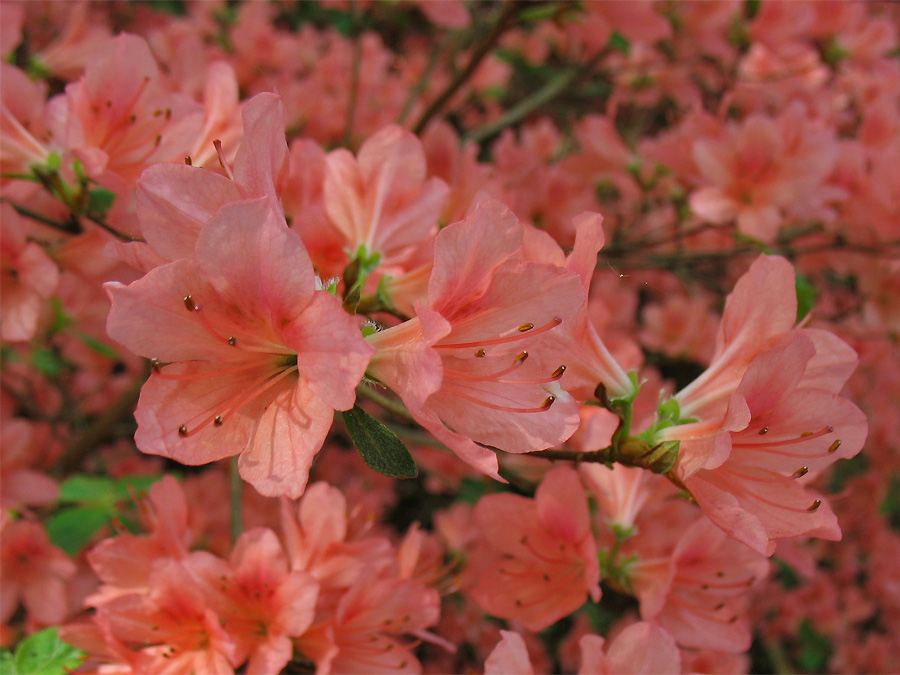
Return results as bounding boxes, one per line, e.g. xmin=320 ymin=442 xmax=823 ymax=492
xmin=577 ymin=622 xmax=681 ymax=675
xmin=0 ymin=203 xmax=60 ymax=342
xmin=656 ymin=255 xmax=867 ymax=554
xmin=324 ymin=124 xmax=449 ymax=266
xmin=484 ymin=631 xmax=535 ymax=675
xmin=1 ymin=516 xmax=76 ymax=627
xmin=185 ymin=528 xmax=319 ymax=675
xmin=676 ymin=333 xmax=867 ymax=555
xmin=469 ymin=466 xmax=600 ymax=631
xmin=366 ymin=200 xmax=584 ymax=478
xmin=124 ymin=92 xmax=289 ymax=268
xmin=106 ymin=197 xmax=374 ymax=497
xmin=47 ymin=33 xmax=204 ymax=191
xmin=630 ymin=518 xmax=769 ymax=653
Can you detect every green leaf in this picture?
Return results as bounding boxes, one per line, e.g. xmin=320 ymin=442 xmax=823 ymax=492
xmin=795 ymin=273 xmax=817 ymax=323
xmin=58 ymin=475 xmax=117 ymax=505
xmin=30 ymin=349 xmax=67 ymax=377
xmin=78 ymin=333 xmax=118 ymax=359
xmin=9 ymin=627 xmax=85 ymax=675
xmin=608 ymin=30 xmax=630 ymax=55
xmin=46 ymin=506 xmax=110 ymax=555
xmin=343 ymin=404 xmax=417 ymax=479
xmin=86 ymin=187 xmax=116 ymax=217
xmin=797 ymin=619 xmax=831 ymax=673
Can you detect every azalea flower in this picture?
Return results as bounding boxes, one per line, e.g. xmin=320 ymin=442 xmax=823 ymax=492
xmin=366 ymin=200 xmax=583 ymax=478
xmin=106 ymin=196 xmax=373 ymax=497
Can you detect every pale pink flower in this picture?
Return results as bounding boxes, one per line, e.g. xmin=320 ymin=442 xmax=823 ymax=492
xmin=484 ymin=631 xmax=535 ymax=675
xmin=185 ymin=528 xmax=319 ymax=675
xmin=0 ymin=419 xmax=59 ymax=509
xmin=676 ymin=333 xmax=867 ymax=555
xmin=577 ymin=622 xmax=681 ymax=674
xmin=46 ymin=34 xmax=205 ymax=192
xmin=127 ymin=92 xmax=289 ymax=268
xmin=296 ymin=566 xmax=441 ymax=675
xmin=630 ymin=518 xmax=769 ymax=653
xmin=469 ymin=466 xmax=600 ymax=631
xmin=0 ymin=203 xmax=59 ymax=342
xmin=366 ymin=200 xmax=584 ymax=479
xmin=0 ymin=64 xmax=51 ymax=181
xmin=324 ymin=124 xmax=449 ymax=267
xmin=91 ymin=559 xmax=241 ymax=675
xmin=106 ymin=197 xmax=374 ymax=497
xmin=0 ymin=517 xmax=77 ymax=627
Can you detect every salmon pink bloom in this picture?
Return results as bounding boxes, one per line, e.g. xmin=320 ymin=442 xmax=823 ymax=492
xmin=469 ymin=466 xmax=600 ymax=631
xmin=1 ymin=517 xmax=77 ymax=627
xmin=577 ymin=622 xmax=681 ymax=675
xmin=106 ymin=196 xmax=374 ymax=497
xmin=674 ymin=334 xmax=867 ymax=555
xmin=124 ymin=92 xmax=289 ymax=268
xmin=366 ymin=200 xmax=584 ymax=478
xmin=324 ymin=124 xmax=449 ymax=266
xmin=630 ymin=518 xmax=768 ymax=653
xmin=46 ymin=33 xmax=204 ymax=192
xmin=1 ymin=203 xmax=60 ymax=342
xmin=185 ymin=528 xmax=319 ymax=675
xmin=657 ymin=255 xmax=867 ymax=554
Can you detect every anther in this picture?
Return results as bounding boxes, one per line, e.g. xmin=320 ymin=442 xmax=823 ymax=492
xmin=151 ymin=358 xmax=162 ymax=372
xmin=792 ymin=466 xmax=809 ymax=478
xmin=518 ymin=322 xmax=535 ymax=332
xmin=541 ymin=395 xmax=555 ymax=410
xmin=475 ymin=348 xmax=486 ymax=358
xmin=228 ymin=336 xmax=237 ymax=346
xmin=551 ymin=365 xmax=566 ymax=379
xmin=807 ymin=499 xmax=822 ymax=512
xmin=758 ymin=426 xmax=769 ymax=435
xmin=178 ymin=425 xmax=189 ymax=437
xmin=214 ymin=416 xmax=224 ymax=426
xmin=165 ymin=108 xmax=172 ymax=120
xmin=128 ymin=114 xmax=136 ymax=124
xmin=828 ymin=440 xmax=842 ymax=453
xmin=184 ymin=156 xmax=192 ymax=166
xmin=183 ymin=295 xmax=196 ymax=311
xmin=515 ymin=351 xmax=528 ymax=364
xmin=153 ymin=109 xmax=163 ymax=117
xmin=154 ymin=134 xmax=162 ymax=147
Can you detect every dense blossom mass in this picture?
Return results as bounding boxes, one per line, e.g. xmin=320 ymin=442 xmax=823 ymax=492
xmin=1 ymin=1 xmax=898 ymax=674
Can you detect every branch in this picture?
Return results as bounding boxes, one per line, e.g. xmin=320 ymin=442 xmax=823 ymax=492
xmin=412 ymin=1 xmax=524 ymax=135
xmin=56 ymin=376 xmax=144 ymax=474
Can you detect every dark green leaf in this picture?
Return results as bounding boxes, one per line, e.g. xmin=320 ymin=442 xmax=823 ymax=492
xmin=343 ymin=404 xmax=417 ymax=479
xmin=10 ymin=627 xmax=85 ymax=675
xmin=797 ymin=619 xmax=831 ymax=673
xmin=608 ymin=31 xmax=630 ymax=55
xmin=46 ymin=506 xmax=110 ymax=555
xmin=30 ymin=349 xmax=67 ymax=377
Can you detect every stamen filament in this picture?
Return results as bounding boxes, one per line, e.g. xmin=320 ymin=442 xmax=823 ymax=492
xmin=434 ymin=318 xmax=562 ymax=350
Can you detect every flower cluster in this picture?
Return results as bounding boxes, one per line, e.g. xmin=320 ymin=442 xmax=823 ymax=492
xmin=1 ymin=1 xmax=898 ymax=673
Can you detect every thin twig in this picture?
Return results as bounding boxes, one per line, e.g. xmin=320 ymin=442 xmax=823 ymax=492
xmin=56 ymin=377 xmax=144 ymax=474
xmin=412 ymin=1 xmax=523 ymax=135
xmin=1 ymin=198 xmax=80 ymax=234
xmin=463 ymin=48 xmax=609 ymax=145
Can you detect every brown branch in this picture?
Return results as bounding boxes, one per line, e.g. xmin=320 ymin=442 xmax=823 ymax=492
xmin=56 ymin=377 xmax=143 ymax=474
xmin=412 ymin=1 xmax=524 ymax=135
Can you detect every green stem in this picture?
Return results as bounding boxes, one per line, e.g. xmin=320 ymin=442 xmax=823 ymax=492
xmin=355 ymin=384 xmax=416 ymax=422
xmin=463 ymin=49 xmax=609 ymax=145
